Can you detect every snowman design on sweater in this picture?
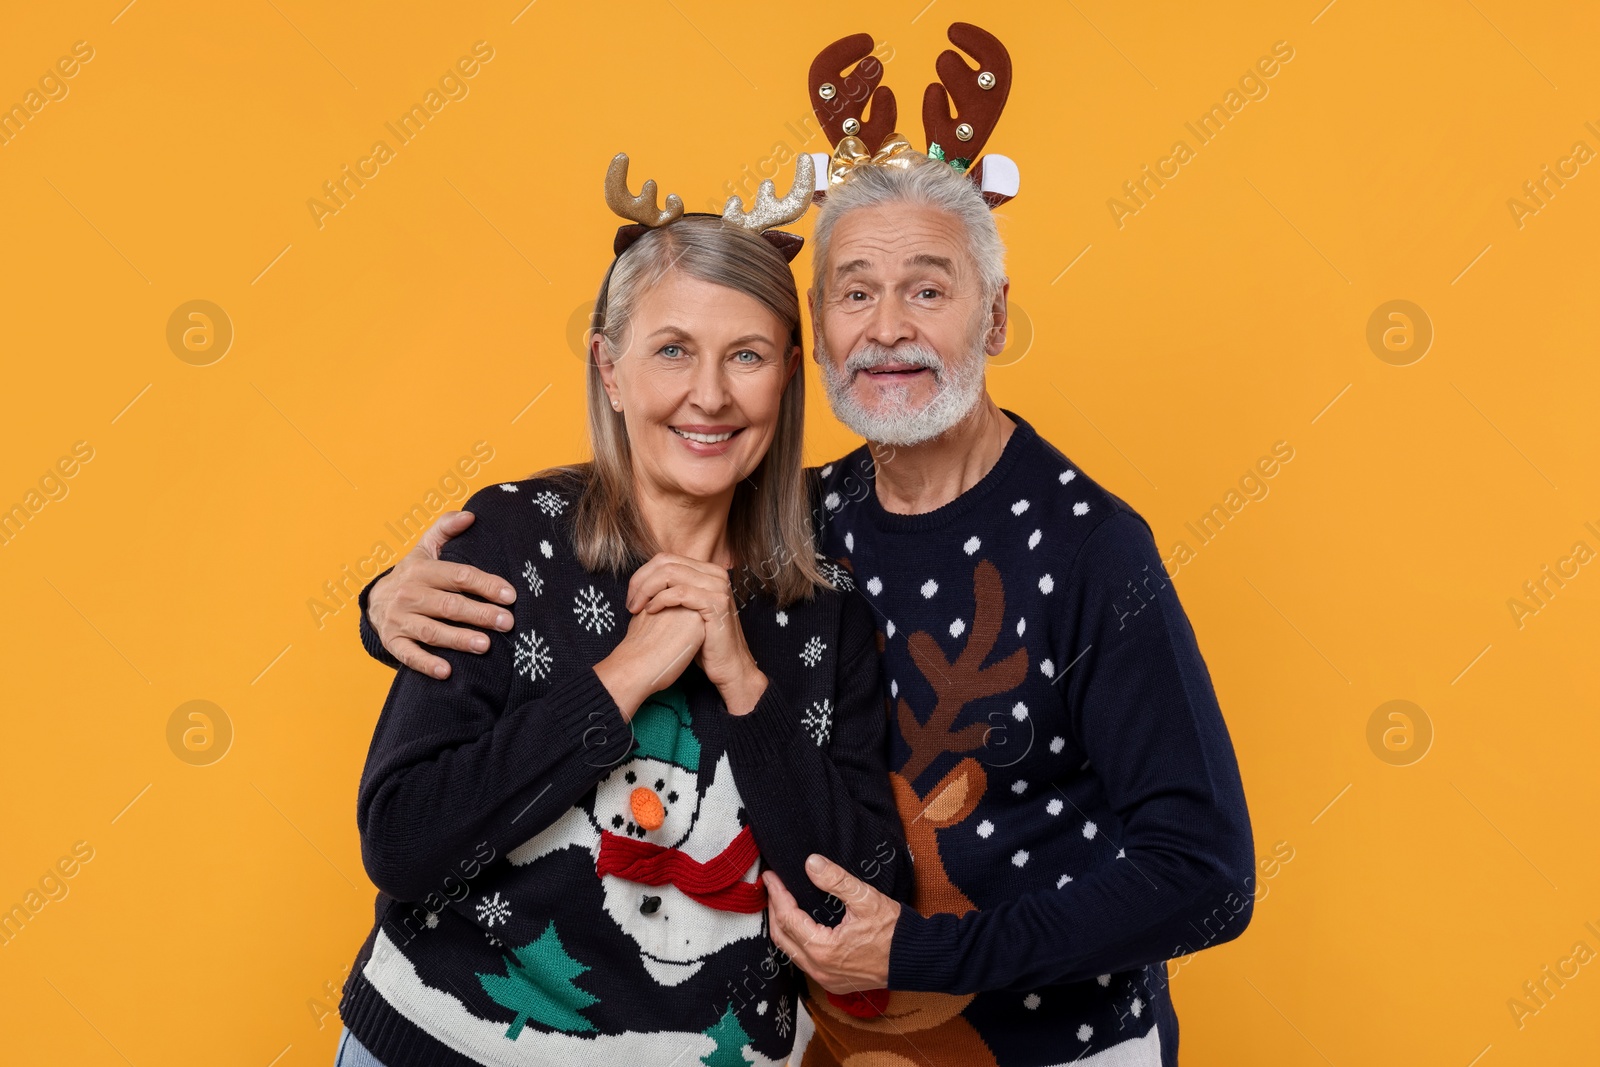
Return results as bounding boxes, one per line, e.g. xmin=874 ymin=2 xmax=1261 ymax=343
xmin=507 ymin=683 xmax=766 ymax=986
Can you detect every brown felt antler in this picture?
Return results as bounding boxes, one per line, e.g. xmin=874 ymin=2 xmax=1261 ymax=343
xmin=922 ymin=22 xmax=1012 ymax=165
xmin=809 ymin=33 xmax=898 ymax=152
xmin=897 ymin=559 xmax=1029 ymax=783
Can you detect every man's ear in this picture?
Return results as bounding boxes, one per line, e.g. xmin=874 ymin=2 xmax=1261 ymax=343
xmin=984 ymin=280 xmax=1011 ymax=358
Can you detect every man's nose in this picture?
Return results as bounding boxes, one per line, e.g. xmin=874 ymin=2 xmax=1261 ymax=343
xmin=863 ymin=298 xmax=914 ymax=348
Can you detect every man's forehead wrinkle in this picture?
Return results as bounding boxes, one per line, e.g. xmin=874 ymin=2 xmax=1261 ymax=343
xmin=833 ymin=259 xmax=873 ymax=281
xmin=831 ymin=230 xmax=973 ymax=281
xmin=835 ymin=224 xmax=963 ymax=252
xmin=834 ymin=202 xmax=959 ymax=242
xmin=834 ymin=234 xmax=912 ymax=258
xmin=838 ymin=241 xmax=972 ymax=281
xmin=833 ymin=251 xmax=969 ymax=275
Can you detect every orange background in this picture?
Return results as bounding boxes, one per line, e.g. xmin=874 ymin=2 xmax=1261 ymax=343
xmin=2 ymin=2 xmax=1596 ymax=1064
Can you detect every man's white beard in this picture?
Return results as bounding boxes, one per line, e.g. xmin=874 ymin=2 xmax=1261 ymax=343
xmin=817 ymin=327 xmax=988 ymax=447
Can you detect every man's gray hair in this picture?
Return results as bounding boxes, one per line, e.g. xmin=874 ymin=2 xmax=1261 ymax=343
xmin=811 ymin=158 xmax=1007 ymax=301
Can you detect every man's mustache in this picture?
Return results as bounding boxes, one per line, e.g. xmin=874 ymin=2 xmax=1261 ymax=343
xmin=843 ymin=344 xmax=946 ymax=379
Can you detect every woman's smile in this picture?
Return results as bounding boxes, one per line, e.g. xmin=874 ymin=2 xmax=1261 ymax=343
xmin=669 ymin=423 xmax=745 ymax=455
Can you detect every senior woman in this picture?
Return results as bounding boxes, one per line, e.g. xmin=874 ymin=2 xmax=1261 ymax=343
xmin=332 ymin=157 xmax=907 ymax=1067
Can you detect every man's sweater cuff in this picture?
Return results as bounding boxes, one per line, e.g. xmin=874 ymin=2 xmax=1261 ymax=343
xmin=720 ymin=678 xmax=800 ymax=767
xmin=888 ymin=907 xmax=963 ymax=993
xmin=357 ymin=565 xmax=401 ymax=670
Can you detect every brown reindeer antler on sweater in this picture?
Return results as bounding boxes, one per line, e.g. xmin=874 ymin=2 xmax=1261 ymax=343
xmin=885 ymin=561 xmax=1026 ymax=922
xmin=897 ymin=559 xmax=1029 ymax=783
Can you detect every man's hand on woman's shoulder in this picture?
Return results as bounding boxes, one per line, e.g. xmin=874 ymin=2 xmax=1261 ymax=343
xmin=368 ymin=510 xmax=518 ymax=679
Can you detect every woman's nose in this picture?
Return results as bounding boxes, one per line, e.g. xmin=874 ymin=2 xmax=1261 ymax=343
xmin=630 ymin=786 xmax=665 ymax=831
xmin=688 ymin=359 xmax=732 ymax=412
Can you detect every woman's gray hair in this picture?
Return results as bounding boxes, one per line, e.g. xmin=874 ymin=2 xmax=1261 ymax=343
xmin=541 ymin=216 xmax=825 ymax=607
xmin=811 ymin=158 xmax=1007 ymax=300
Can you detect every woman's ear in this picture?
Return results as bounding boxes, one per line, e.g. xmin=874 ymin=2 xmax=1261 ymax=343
xmin=593 ymin=334 xmax=622 ymax=409
xmin=785 ymin=344 xmax=803 ymax=385
xmin=806 ymin=288 xmax=824 ymax=366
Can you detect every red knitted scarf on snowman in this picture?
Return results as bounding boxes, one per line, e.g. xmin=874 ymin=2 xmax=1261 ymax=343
xmin=595 ymin=825 xmax=768 ymax=913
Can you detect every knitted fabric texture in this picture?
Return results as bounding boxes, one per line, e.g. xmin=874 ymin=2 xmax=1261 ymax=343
xmin=341 ymin=475 xmax=909 ymax=1067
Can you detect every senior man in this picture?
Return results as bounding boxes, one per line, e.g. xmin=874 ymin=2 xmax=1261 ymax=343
xmin=353 ymin=150 xmax=1253 ymax=1064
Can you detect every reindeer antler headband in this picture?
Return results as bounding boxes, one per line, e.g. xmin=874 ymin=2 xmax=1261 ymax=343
xmin=590 ymin=152 xmax=814 ymax=347
xmin=805 ymin=22 xmax=1019 ymax=208
xmin=602 ymin=152 xmax=814 ymax=262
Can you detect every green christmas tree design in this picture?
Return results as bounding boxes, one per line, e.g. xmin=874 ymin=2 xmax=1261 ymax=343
xmin=700 ymin=1002 xmax=753 ymax=1067
xmin=476 ymin=921 xmax=598 ymax=1040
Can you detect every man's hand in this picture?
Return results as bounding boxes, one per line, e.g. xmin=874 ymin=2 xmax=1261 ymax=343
xmin=368 ymin=511 xmax=517 ymax=680
xmin=763 ymin=854 xmax=901 ymax=994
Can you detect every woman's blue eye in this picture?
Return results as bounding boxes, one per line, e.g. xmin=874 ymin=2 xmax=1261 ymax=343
xmin=733 ymin=350 xmax=761 ymax=364
xmin=659 ymin=344 xmax=683 ymax=358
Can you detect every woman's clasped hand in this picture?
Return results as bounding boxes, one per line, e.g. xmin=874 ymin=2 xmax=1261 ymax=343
xmin=601 ymin=556 xmax=774 ymax=723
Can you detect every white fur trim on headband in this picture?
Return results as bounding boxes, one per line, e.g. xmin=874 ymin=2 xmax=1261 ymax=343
xmin=810 ymin=152 xmax=831 ymax=193
xmin=979 ymin=154 xmax=1019 ymax=199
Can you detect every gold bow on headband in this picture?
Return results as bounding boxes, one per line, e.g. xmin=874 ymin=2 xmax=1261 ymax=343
xmin=827 ymin=131 xmax=924 ymax=187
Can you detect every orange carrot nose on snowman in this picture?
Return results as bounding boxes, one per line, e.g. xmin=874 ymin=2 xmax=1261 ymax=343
xmin=630 ymin=787 xmax=666 ymax=832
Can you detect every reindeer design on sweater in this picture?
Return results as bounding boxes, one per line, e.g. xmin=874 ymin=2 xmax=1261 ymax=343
xmin=802 ymin=560 xmax=1027 ymax=1067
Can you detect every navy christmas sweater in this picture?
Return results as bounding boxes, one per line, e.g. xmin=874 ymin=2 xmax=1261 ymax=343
xmin=338 ymin=472 xmax=910 ymax=1067
xmin=796 ymin=413 xmax=1255 ymax=1067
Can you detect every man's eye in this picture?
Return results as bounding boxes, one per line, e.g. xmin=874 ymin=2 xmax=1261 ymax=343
xmin=917 ymin=288 xmax=941 ymax=299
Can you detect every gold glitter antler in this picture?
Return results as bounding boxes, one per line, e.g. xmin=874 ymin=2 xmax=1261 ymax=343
xmin=604 ymin=153 xmax=685 ymax=228
xmin=721 ymin=154 xmax=814 ymax=233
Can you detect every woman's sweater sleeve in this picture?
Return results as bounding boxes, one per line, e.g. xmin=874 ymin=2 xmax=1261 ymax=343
xmin=355 ymin=515 xmax=634 ymax=903
xmin=721 ymin=589 xmax=913 ymax=924
xmin=888 ymin=511 xmax=1256 ymax=993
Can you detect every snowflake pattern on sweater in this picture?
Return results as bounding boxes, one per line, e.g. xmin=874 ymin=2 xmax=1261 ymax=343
xmin=571 ymin=585 xmax=615 ymax=634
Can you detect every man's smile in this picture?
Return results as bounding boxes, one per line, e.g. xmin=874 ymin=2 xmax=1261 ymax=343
xmin=860 ymin=362 xmax=931 ymax=378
